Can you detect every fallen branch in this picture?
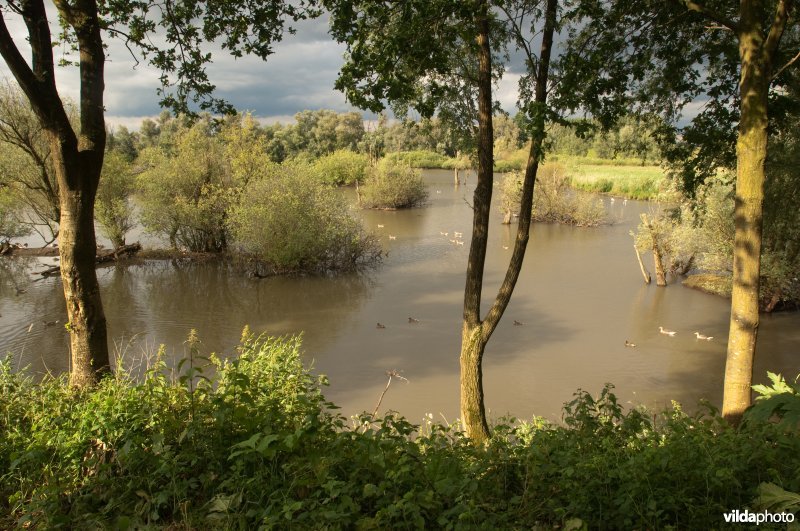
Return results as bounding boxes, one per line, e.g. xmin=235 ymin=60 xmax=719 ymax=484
xmin=39 ymin=242 xmax=142 ymax=277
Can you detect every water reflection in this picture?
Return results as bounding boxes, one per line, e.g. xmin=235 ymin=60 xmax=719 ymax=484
xmin=1 ymin=169 xmax=798 ymax=424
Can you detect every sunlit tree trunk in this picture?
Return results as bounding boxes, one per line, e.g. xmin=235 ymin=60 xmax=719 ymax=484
xmin=722 ymin=0 xmax=774 ymax=423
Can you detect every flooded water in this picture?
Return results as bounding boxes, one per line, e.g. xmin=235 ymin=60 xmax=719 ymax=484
xmin=2 ymin=169 xmax=798 ymax=423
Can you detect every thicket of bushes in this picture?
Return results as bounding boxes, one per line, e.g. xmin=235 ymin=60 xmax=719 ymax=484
xmin=228 ymin=162 xmax=381 ymax=274
xmin=500 ymin=163 xmax=606 ymax=227
xmin=360 ymin=159 xmax=428 ymax=209
xmin=2 ymin=334 xmax=798 ymax=529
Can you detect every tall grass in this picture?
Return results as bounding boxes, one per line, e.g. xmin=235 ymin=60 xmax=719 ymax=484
xmin=564 ymin=161 xmax=665 ymax=200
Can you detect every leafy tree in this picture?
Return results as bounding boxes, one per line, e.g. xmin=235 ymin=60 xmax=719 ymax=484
xmin=95 ymin=151 xmax=136 ymax=248
xmin=558 ymin=0 xmax=798 ymax=423
xmin=228 ymin=161 xmax=380 ymax=274
xmin=138 ymin=120 xmax=231 ymax=252
xmin=0 ymin=82 xmax=60 ymax=242
xmin=359 ymin=158 xmax=427 ymax=208
xmin=0 ymin=0 xmax=317 ymax=386
xmin=327 ymin=0 xmax=559 ymax=442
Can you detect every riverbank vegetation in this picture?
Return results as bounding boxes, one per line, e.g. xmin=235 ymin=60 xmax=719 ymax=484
xmin=359 ymin=159 xmax=428 ymax=210
xmin=2 ymin=334 xmax=798 ymax=529
xmin=500 ymin=163 xmax=606 ymax=227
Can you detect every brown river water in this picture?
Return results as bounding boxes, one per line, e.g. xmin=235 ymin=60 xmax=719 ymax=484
xmin=1 ymin=169 xmax=798 ymax=424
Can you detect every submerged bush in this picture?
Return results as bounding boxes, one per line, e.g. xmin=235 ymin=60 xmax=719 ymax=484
xmin=360 ymin=158 xmax=428 ymax=209
xmin=312 ymin=149 xmax=369 ymax=186
xmin=2 ymin=340 xmax=799 ymax=529
xmin=500 ymin=163 xmax=606 ymax=226
xmin=228 ymin=162 xmax=381 ymax=274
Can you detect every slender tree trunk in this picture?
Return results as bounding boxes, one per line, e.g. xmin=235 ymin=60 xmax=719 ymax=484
xmin=460 ymin=1 xmax=494 ymax=443
xmin=653 ymin=241 xmax=667 ymax=286
xmin=459 ymin=0 xmax=558 ymax=443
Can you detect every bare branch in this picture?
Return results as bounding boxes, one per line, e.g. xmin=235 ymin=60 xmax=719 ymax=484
xmin=772 ymin=47 xmax=800 ymax=80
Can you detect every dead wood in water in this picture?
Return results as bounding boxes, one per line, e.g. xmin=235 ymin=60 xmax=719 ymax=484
xmin=38 ymin=243 xmax=142 ymax=277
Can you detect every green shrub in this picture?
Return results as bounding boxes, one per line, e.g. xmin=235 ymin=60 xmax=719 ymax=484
xmin=0 ymin=189 xmax=30 ymax=241
xmin=2 ymin=342 xmax=800 ymax=529
xmin=137 ymin=121 xmax=231 ymax=252
xmin=96 ymin=151 xmax=136 ymax=248
xmin=500 ymin=163 xmax=606 ymax=226
xmin=360 ymin=159 xmax=428 ymax=209
xmin=228 ymin=161 xmax=381 ymax=274
xmin=383 ymin=150 xmax=448 ymax=168
xmin=3 ymin=347 xmax=799 ymax=529
xmin=312 ymin=149 xmax=369 ymax=186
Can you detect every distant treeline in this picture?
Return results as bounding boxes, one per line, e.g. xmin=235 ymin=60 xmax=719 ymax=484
xmin=107 ymin=110 xmax=663 ymax=167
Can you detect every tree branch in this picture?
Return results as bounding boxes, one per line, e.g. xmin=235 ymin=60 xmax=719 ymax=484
xmin=764 ymin=0 xmax=793 ymax=67
xmin=679 ymin=0 xmax=739 ymax=33
xmin=772 ymin=47 xmax=800 ymax=80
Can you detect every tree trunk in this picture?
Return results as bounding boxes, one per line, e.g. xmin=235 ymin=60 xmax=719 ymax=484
xmin=454 ymin=167 xmax=460 ymax=185
xmin=653 ymin=241 xmax=667 ymax=286
xmin=0 ymin=0 xmax=112 ymax=387
xmin=57 ymin=168 xmax=110 ymax=386
xmin=459 ymin=2 xmax=494 ymax=443
xmin=458 ymin=0 xmax=558 ymax=443
xmin=722 ymin=0 xmax=779 ymax=424
xmin=460 ymin=324 xmax=489 ymax=440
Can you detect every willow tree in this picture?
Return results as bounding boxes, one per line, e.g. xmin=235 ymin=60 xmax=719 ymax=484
xmin=326 ymin=0 xmax=559 ymax=442
xmin=559 ymin=0 xmax=797 ymax=423
xmin=0 ymin=0 xmax=317 ymax=387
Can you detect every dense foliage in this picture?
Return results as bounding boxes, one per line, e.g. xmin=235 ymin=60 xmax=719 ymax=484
xmin=500 ymin=164 xmax=606 ymax=227
xmin=2 ymin=335 xmax=798 ymax=529
xmin=228 ymin=162 xmax=380 ymax=274
xmin=360 ymin=159 xmax=428 ymax=210
xmin=312 ymin=149 xmax=369 ymax=186
xmin=95 ymin=152 xmax=137 ymax=248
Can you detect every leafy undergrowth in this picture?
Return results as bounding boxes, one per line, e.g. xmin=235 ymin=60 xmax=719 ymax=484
xmin=2 ymin=334 xmax=798 ymax=529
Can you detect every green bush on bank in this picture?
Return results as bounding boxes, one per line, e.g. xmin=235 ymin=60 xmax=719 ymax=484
xmin=2 ymin=334 xmax=799 ymax=529
xmin=312 ymin=149 xmax=369 ymax=186
xmin=360 ymin=159 xmax=428 ymax=209
xmin=500 ymin=163 xmax=606 ymax=227
xmin=228 ymin=162 xmax=381 ymax=274
xmin=383 ymin=150 xmax=449 ymax=169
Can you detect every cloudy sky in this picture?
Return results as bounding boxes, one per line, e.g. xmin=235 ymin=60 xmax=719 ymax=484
xmin=1 ymin=11 xmax=523 ymax=131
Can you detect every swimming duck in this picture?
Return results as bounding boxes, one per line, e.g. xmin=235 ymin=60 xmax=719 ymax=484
xmin=513 ymin=320 xmax=523 ymax=326
xmin=376 ymin=323 xmax=386 ymax=329
xmin=694 ymin=332 xmax=713 ymax=340
xmin=659 ymin=326 xmax=677 ymax=336
xmin=625 ymin=340 xmax=636 ymax=347
xmin=408 ymin=317 xmax=420 ymax=324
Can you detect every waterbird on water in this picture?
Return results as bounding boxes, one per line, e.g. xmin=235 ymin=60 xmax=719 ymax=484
xmin=694 ymin=332 xmax=714 ymax=340
xmin=408 ymin=317 xmax=420 ymax=323
xmin=513 ymin=320 xmax=523 ymax=326
xmin=388 ymin=235 xmax=397 ymax=240
xmin=659 ymin=326 xmax=677 ymax=336
xmin=376 ymin=323 xmax=386 ymax=329
xmin=377 ymin=224 xmax=385 ymax=228
xmin=625 ymin=340 xmax=636 ymax=347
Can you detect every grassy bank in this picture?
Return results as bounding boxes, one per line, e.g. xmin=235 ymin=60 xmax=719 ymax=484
xmin=2 ymin=334 xmax=798 ymax=529
xmin=385 ymin=149 xmax=665 ymax=200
